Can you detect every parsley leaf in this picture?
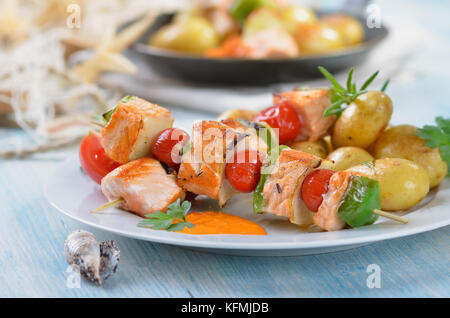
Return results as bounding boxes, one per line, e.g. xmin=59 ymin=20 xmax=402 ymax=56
xmin=415 ymin=117 xmax=450 ymax=174
xmin=137 ymin=199 xmax=194 ymax=232
xmin=319 ymin=66 xmax=383 ymax=118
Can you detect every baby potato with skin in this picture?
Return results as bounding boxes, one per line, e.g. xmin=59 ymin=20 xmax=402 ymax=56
xmin=242 ymin=8 xmax=284 ymax=38
xmin=290 ymin=140 xmax=329 ymax=158
xmin=281 ymin=5 xmax=317 ymax=34
xmin=333 ymin=91 xmax=393 ymax=149
xmin=150 ymin=15 xmax=219 ymax=54
xmin=321 ymin=14 xmax=364 ymax=45
xmin=294 ymin=22 xmax=345 ymax=54
xmin=349 ymin=158 xmax=430 ymax=211
xmin=327 ymin=146 xmax=374 ymax=171
xmin=373 ymin=125 xmax=448 ymax=188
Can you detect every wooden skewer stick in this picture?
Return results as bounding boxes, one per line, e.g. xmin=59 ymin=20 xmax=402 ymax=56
xmin=373 ymin=209 xmax=409 ymax=224
xmin=91 ymin=198 xmax=123 ymax=213
xmin=90 ymin=200 xmax=409 ymax=226
xmin=90 ymin=120 xmax=104 ymax=128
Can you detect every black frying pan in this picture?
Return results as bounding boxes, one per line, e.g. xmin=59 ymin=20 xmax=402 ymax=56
xmin=132 ymin=13 xmax=388 ymax=85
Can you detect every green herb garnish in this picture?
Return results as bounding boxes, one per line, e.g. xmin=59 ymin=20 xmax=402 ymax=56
xmin=137 ymin=199 xmax=194 ymax=232
xmin=361 ymin=161 xmax=375 ymax=168
xmin=101 ymin=107 xmax=117 ymax=125
xmin=230 ymin=0 xmax=278 ymax=23
xmin=101 ymin=95 xmax=135 ymax=126
xmin=380 ymin=79 xmax=390 ymax=92
xmin=319 ymin=66 xmax=381 ymax=118
xmin=415 ymin=117 xmax=450 ymax=174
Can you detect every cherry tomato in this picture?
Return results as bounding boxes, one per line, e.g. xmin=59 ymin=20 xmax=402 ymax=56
xmin=254 ymin=102 xmax=302 ymax=144
xmin=79 ymin=131 xmax=121 ymax=184
xmin=225 ymin=150 xmax=263 ymax=193
xmin=301 ymin=169 xmax=335 ymax=212
xmin=151 ymin=128 xmax=190 ymax=169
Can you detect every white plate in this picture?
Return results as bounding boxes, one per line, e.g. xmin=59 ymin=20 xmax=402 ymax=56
xmin=45 ymin=156 xmax=450 ymax=256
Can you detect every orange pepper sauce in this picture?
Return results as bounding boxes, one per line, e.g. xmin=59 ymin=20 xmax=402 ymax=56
xmin=179 ymin=211 xmax=266 ymax=235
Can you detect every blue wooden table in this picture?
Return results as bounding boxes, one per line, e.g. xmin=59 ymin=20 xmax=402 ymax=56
xmin=0 ymin=0 xmax=449 ymax=297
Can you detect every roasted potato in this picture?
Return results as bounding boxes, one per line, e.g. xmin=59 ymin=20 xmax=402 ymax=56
xmin=290 ymin=140 xmax=328 ymax=158
xmin=333 ymin=91 xmax=393 ymax=149
xmin=281 ymin=5 xmax=317 ymax=33
xmin=294 ymin=22 xmax=345 ymax=54
xmin=321 ymin=14 xmax=364 ymax=45
xmin=150 ymin=15 xmax=219 ymax=54
xmin=216 ymin=109 xmax=258 ymax=122
xmin=242 ymin=8 xmax=284 ymax=38
xmin=327 ymin=147 xmax=374 ymax=171
xmin=372 ymin=125 xmax=447 ymax=188
xmin=349 ymin=158 xmax=430 ymax=211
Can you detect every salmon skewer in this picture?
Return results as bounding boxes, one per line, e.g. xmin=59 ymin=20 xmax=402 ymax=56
xmin=94 ymin=96 xmax=405 ymax=231
xmin=177 ymin=120 xmax=241 ymax=206
xmin=101 ymin=158 xmax=185 ymax=217
xmin=313 ymin=170 xmax=360 ymax=231
xmin=101 ymin=96 xmax=174 ymax=164
xmin=313 ymin=169 xmax=409 ymax=231
xmin=177 ymin=120 xmax=267 ymax=206
xmin=261 ymin=148 xmax=333 ymax=227
xmin=273 ymin=89 xmax=334 ymax=142
xmin=261 ymin=149 xmax=405 ymax=230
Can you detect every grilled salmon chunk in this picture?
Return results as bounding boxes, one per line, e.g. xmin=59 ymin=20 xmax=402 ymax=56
xmin=263 ymin=149 xmax=323 ymax=226
xmin=101 ymin=158 xmax=185 ymax=217
xmin=273 ymin=89 xmax=334 ymax=142
xmin=313 ymin=170 xmax=367 ymax=231
xmin=101 ymin=96 xmax=173 ymax=164
xmin=245 ymin=28 xmax=299 ymax=58
xmin=178 ymin=120 xmax=267 ymax=206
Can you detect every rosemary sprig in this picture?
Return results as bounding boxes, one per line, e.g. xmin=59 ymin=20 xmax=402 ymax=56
xmin=319 ymin=66 xmax=383 ymax=118
xmin=381 ymin=79 xmax=390 ymax=92
xmin=137 ymin=199 xmax=194 ymax=232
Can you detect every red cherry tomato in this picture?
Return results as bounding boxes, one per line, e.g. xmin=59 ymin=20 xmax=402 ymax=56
xmin=151 ymin=128 xmax=190 ymax=169
xmin=301 ymin=169 xmax=335 ymax=212
xmin=254 ymin=102 xmax=302 ymax=144
xmin=79 ymin=131 xmax=121 ymax=184
xmin=225 ymin=150 xmax=263 ymax=193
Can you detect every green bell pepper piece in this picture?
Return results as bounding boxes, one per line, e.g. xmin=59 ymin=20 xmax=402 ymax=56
xmin=236 ymin=120 xmax=288 ymax=214
xmin=338 ymin=176 xmax=381 ymax=228
xmin=101 ymin=95 xmax=134 ymax=125
xmin=252 ymin=145 xmax=289 ymax=214
xmin=230 ymin=0 xmax=277 ymax=23
xmin=252 ymin=121 xmax=279 ymax=213
xmin=252 ymin=170 xmax=267 ymax=214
